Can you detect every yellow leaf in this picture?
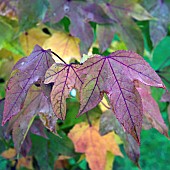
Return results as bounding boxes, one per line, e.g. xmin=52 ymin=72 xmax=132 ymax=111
xmin=105 ymin=152 xmax=115 ymax=170
xmin=68 ymin=122 xmax=122 ymax=170
xmin=1 ymin=148 xmax=16 ymax=159
xmin=20 ymin=26 xmax=50 ymax=55
xmin=0 ymin=49 xmax=22 ymax=62
xmin=43 ymin=32 xmax=81 ymax=63
xmin=103 ymin=132 xmax=123 ymax=156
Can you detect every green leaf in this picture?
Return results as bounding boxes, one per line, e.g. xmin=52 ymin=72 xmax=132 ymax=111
xmin=31 ymin=130 xmax=75 ymax=170
xmin=152 ymin=36 xmax=170 ymax=70
xmin=0 ymin=17 xmax=24 ymax=55
xmin=18 ymin=0 xmax=48 ymax=31
xmin=0 ymin=20 xmax=13 ymax=49
xmin=130 ymin=4 xmax=153 ymax=21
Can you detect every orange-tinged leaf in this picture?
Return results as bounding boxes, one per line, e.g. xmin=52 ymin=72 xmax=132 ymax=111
xmin=43 ymin=32 xmax=81 ymax=63
xmin=68 ymin=122 xmax=122 ymax=170
xmin=16 ymin=156 xmax=33 ymax=170
xmin=1 ymin=148 xmax=16 ymax=159
xmin=45 ymin=63 xmax=83 ymax=120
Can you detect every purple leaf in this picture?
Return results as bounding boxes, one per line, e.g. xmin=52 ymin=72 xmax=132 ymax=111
xmin=44 ymin=0 xmax=113 ymax=53
xmin=70 ymin=13 xmax=93 ymax=54
xmin=20 ymin=134 xmax=32 ymax=157
xmin=12 ymin=85 xmax=55 ymax=153
xmin=2 ymin=45 xmax=54 ymax=125
xmin=12 ymin=90 xmax=42 ymax=153
xmin=30 ymin=119 xmax=48 ymax=139
xmin=99 ymin=110 xmax=140 ymax=166
xmin=77 ymin=50 xmax=164 ymax=143
xmin=96 ymin=24 xmax=115 ymax=53
xmin=103 ymin=2 xmax=144 ymax=54
xmin=136 ymin=82 xmax=168 ymax=137
xmin=44 ymin=63 xmax=83 ymax=120
xmin=81 ymin=3 xmax=114 ymax=24
xmin=161 ymin=91 xmax=170 ymax=102
xmin=149 ymin=2 xmax=170 ymax=46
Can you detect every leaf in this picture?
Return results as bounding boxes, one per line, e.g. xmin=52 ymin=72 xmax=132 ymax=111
xmin=2 ymin=45 xmax=54 ymax=125
xmin=43 ymin=32 xmax=81 ymax=63
xmin=20 ymin=134 xmax=32 ymax=157
xmin=61 ymin=98 xmax=102 ymax=129
xmin=129 ymin=3 xmax=152 ymax=21
xmin=31 ymin=130 xmax=75 ymax=170
xmin=0 ymin=19 xmax=13 ymax=49
xmin=44 ymin=0 xmax=113 ymax=53
xmin=161 ymin=91 xmax=170 ymax=102
xmin=18 ymin=0 xmax=48 ymax=31
xmin=19 ymin=26 xmax=50 ymax=55
xmin=12 ymin=88 xmax=44 ymax=153
xmin=11 ymin=83 xmax=57 ymax=154
xmin=99 ymin=110 xmax=140 ymax=166
xmin=68 ymin=122 xmax=122 ymax=170
xmin=30 ymin=119 xmax=48 ymax=139
xmin=103 ymin=1 xmax=145 ymax=54
xmin=77 ymin=51 xmax=164 ymax=143
xmin=0 ymin=99 xmax=8 ymax=139
xmin=151 ymin=37 xmax=170 ymax=89
xmin=135 ymin=82 xmax=168 ymax=137
xmin=96 ymin=24 xmax=115 ymax=53
xmin=45 ymin=63 xmax=83 ymax=120
xmin=149 ymin=1 xmax=170 ymax=46
xmin=1 ymin=148 xmax=16 ymax=159
xmin=16 ymin=156 xmax=33 ymax=170
xmin=105 ymin=152 xmax=115 ymax=170
xmin=0 ymin=18 xmax=24 ymax=55
xmin=38 ymin=84 xmax=58 ymax=134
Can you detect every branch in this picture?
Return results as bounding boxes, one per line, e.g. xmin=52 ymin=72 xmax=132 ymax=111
xmin=51 ymin=51 xmax=67 ymax=64
xmin=101 ymin=101 xmax=111 ymax=110
xmin=86 ymin=112 xmax=92 ymax=127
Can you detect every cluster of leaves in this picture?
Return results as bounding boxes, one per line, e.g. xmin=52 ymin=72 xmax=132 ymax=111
xmin=0 ymin=0 xmax=170 ymax=170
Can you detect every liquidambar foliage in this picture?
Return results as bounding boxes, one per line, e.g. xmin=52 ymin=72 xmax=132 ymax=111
xmin=0 ymin=0 xmax=170 ymax=170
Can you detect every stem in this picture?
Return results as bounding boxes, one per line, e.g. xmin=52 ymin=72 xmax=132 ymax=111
xmin=51 ymin=51 xmax=67 ymax=64
xmin=101 ymin=101 xmax=111 ymax=110
xmin=86 ymin=112 xmax=92 ymax=127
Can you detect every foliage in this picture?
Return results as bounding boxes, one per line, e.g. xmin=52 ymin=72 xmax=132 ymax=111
xmin=0 ymin=0 xmax=170 ymax=170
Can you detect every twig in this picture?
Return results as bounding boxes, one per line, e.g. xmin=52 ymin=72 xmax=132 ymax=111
xmin=86 ymin=112 xmax=92 ymax=127
xmin=101 ymin=101 xmax=111 ymax=110
xmin=51 ymin=51 xmax=67 ymax=64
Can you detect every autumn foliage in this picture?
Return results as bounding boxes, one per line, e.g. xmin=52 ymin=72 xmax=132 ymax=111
xmin=0 ymin=0 xmax=170 ymax=170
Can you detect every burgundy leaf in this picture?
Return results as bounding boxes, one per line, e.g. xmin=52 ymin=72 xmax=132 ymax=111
xmin=2 ymin=45 xmax=54 ymax=125
xmin=44 ymin=0 xmax=113 ymax=53
xmin=77 ymin=51 xmax=164 ymax=143
xmin=99 ymin=110 xmax=140 ymax=166
xmin=44 ymin=63 xmax=83 ymax=120
xmin=136 ymin=82 xmax=168 ymax=137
